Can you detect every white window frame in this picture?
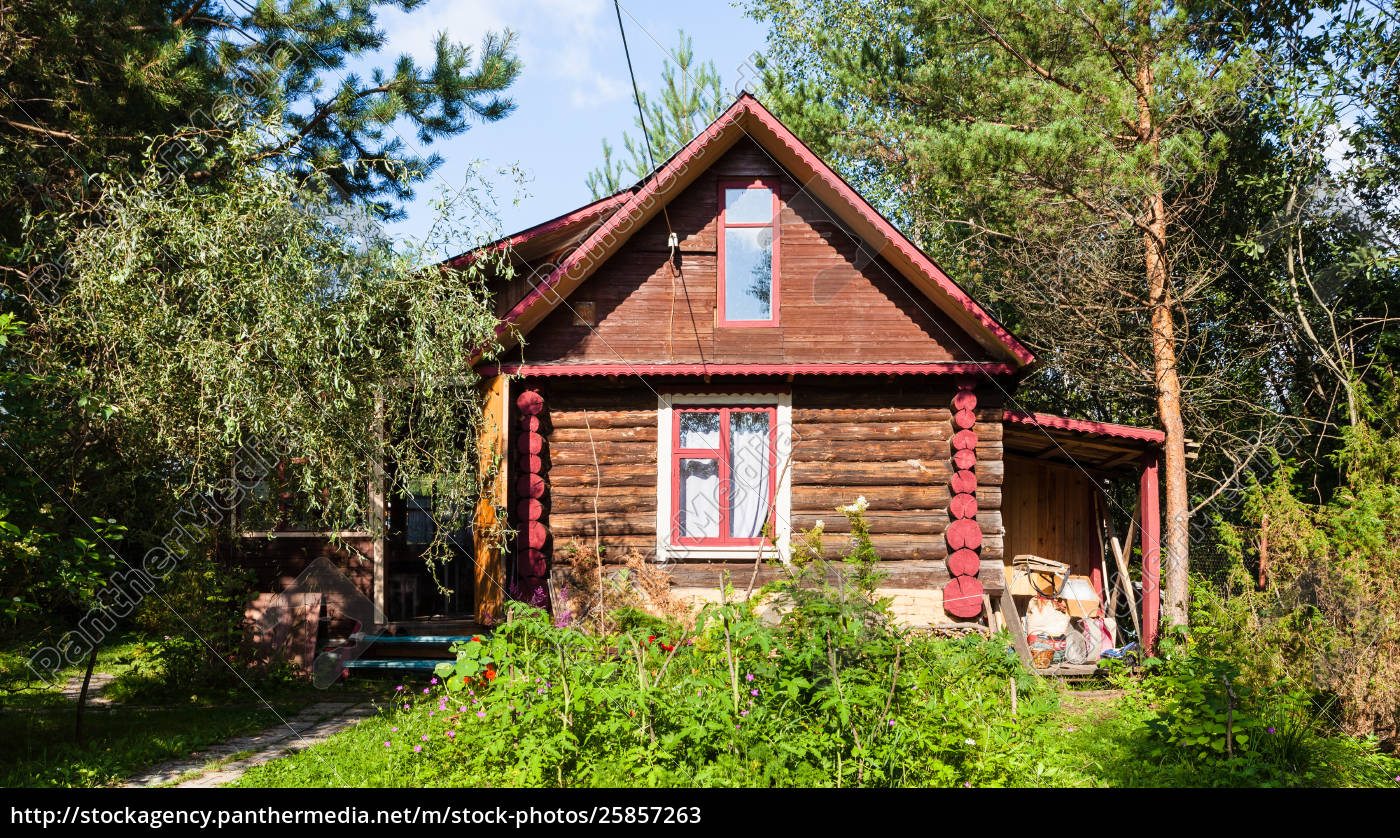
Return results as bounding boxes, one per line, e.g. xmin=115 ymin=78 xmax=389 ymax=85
xmin=656 ymin=392 xmax=792 ymax=563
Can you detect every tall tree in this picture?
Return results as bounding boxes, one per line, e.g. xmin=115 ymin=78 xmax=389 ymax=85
xmin=586 ymin=30 xmax=724 ymax=197
xmin=0 ymin=1 xmax=520 ymax=648
xmin=748 ymin=0 xmax=1306 ymax=629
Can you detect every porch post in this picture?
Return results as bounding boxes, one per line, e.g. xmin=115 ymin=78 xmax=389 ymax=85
xmin=473 ymin=374 xmax=510 ymax=625
xmin=1139 ymin=451 xmax=1162 ymax=654
xmin=369 ymin=390 xmax=387 ymax=624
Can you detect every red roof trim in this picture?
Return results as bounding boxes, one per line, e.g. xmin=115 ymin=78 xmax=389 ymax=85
xmin=489 ymin=94 xmax=1035 ymax=366
xmin=479 ymin=362 xmax=1017 ymax=377
xmin=1003 ymin=410 xmax=1165 ymax=444
xmin=447 ymin=192 xmax=629 ymax=269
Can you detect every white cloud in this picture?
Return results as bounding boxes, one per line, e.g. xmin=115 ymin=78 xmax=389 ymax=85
xmin=376 ymin=0 xmax=628 ymax=109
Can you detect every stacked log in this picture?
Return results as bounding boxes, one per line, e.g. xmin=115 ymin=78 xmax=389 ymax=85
xmin=515 ymin=389 xmax=549 ymax=600
xmin=943 ymin=378 xmax=985 ymax=619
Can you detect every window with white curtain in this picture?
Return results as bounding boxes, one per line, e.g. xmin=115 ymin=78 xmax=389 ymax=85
xmin=657 ymin=394 xmax=791 ymax=562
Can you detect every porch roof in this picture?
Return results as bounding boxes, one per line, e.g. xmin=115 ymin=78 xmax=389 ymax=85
xmin=1002 ymin=409 xmax=1163 ymax=473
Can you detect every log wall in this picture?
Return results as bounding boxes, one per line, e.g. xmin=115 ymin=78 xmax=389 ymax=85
xmin=525 ymin=377 xmax=1009 ymax=624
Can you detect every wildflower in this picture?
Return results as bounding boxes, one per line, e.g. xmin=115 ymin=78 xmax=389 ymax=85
xmin=421 ymin=735 xmax=429 ymax=742
xmin=750 ymin=689 xmax=759 ymax=696
xmin=1066 ymin=726 xmax=1076 ymax=733
xmin=745 ymin=673 xmax=755 ymax=682
xmin=459 ymin=706 xmax=466 ymax=712
xmin=485 ymin=668 xmax=497 ymax=681
xmin=422 ymin=688 xmax=430 ymax=694
xmin=1268 ymin=727 xmax=1277 ymax=734
xmin=428 ymin=711 xmax=434 ymax=716
xmin=964 ymin=782 xmax=971 ymax=788
xmin=964 ymin=738 xmax=976 ymax=746
xmin=888 ymin=719 xmax=895 ymax=726
xmin=476 ymin=711 xmax=486 ymax=718
xmin=395 ymin=685 xmax=404 ymax=692
xmin=391 ymin=727 xmax=398 ymax=732
xmin=383 ymin=741 xmax=391 ymax=748
xmin=740 ymin=710 xmax=749 ymax=717
xmin=430 ymin=677 xmax=438 ymax=685
xmin=413 ymin=745 xmax=422 ymax=753
xmin=447 ymin=731 xmax=456 ymax=739
xmin=403 ymin=704 xmax=410 ymax=710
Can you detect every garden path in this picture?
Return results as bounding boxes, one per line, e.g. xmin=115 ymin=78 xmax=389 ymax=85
xmin=123 ymin=700 xmax=376 ymax=787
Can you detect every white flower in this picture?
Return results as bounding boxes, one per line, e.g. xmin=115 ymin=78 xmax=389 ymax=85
xmin=813 ymin=520 xmax=824 ymax=530
xmin=964 ymin=738 xmax=976 ymax=746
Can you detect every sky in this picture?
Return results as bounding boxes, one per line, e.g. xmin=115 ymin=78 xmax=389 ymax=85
xmin=358 ymin=0 xmax=770 ymax=255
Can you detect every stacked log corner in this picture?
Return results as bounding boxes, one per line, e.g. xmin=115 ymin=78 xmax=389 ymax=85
xmin=515 ymin=387 xmax=549 ymax=606
xmin=943 ymin=377 xmax=984 ymax=619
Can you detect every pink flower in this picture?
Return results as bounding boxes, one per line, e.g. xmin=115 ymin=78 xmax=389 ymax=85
xmin=476 ymin=711 xmax=486 ymax=718
xmin=395 ymin=685 xmax=404 ymax=692
xmin=383 ymin=741 xmax=390 ymax=748
xmin=750 ymin=689 xmax=759 ymax=696
xmin=430 ymin=677 xmax=438 ymax=685
xmin=413 ymin=745 xmax=422 ymax=753
xmin=745 ymin=673 xmax=754 ymax=682
xmin=422 ymin=688 xmax=430 ymax=694
xmin=421 ymin=735 xmax=429 ymax=741
xmin=391 ymin=727 xmax=398 ymax=732
xmin=447 ymin=731 xmax=456 ymax=738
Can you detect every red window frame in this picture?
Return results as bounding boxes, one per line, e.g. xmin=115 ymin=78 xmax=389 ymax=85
xmin=716 ymin=178 xmax=781 ymax=327
xmin=671 ymin=405 xmax=778 ymax=547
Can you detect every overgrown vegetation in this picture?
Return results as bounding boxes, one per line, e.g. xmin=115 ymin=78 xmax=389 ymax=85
xmin=236 ymin=508 xmax=1399 ymax=788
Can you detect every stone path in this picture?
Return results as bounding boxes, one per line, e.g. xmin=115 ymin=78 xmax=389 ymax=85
xmin=124 ymin=701 xmax=376 ymax=788
xmin=62 ymin=671 xmax=117 ymax=706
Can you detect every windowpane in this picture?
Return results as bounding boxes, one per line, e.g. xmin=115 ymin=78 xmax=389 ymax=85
xmin=725 ymin=187 xmax=774 ymax=224
xmin=724 ymin=227 xmax=773 ymax=321
xmin=678 ymin=411 xmax=721 ymax=449
xmin=728 ymin=411 xmax=771 ymax=538
xmin=678 ymin=458 xmax=721 ymax=539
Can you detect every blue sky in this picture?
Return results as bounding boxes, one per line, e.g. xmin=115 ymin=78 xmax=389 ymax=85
xmin=362 ymin=0 xmax=770 ymax=254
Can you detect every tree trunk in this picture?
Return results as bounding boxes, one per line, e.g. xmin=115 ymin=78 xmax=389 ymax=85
xmin=75 ymin=644 xmax=97 ymax=746
xmin=1138 ymin=61 xmax=1191 ymax=629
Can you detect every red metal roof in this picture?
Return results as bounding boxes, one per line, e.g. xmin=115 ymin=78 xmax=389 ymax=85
xmin=480 ymin=362 xmax=1018 ymax=377
xmin=447 ymin=191 xmax=629 ymax=268
xmin=1002 ymin=410 xmax=1165 ymax=444
xmin=477 ymin=93 xmax=1035 ymax=368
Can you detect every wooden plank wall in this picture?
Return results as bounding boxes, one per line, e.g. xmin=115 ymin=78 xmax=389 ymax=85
xmin=1002 ymin=456 xmax=1099 ymax=578
xmin=521 ymin=138 xmax=993 ymax=366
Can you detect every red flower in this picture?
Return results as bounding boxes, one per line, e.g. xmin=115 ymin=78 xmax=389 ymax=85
xmin=484 ymin=666 xmax=497 ymax=681
xmin=661 ymin=643 xmax=674 ymax=652
xmin=647 ymin=636 xmax=656 ymax=644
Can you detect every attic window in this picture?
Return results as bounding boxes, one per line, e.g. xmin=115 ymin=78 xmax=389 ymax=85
xmin=717 ymin=179 xmax=779 ymax=326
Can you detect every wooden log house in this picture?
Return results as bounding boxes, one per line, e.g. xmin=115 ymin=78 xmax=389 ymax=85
xmin=241 ymin=94 xmax=1166 ymax=661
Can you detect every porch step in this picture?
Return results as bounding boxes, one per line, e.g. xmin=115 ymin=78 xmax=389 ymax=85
xmin=342 ymin=659 xmax=441 ymax=672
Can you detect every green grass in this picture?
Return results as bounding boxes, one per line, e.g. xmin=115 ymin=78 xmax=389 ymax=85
xmin=0 ymin=703 xmax=303 ymax=787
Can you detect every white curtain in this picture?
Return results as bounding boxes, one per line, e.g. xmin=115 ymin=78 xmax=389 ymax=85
xmin=679 ymin=458 xmax=720 ymax=538
xmin=728 ymin=412 xmax=770 ymax=538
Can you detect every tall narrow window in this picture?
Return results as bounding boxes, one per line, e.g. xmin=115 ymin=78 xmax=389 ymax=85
xmin=718 ymin=179 xmax=779 ymax=326
xmin=671 ymin=406 xmax=776 ymax=545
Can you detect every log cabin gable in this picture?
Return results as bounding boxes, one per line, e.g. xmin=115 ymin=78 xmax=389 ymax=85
xmin=475 ymin=93 xmax=1035 ymax=371
xmin=516 ymin=139 xmax=1005 ymax=366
